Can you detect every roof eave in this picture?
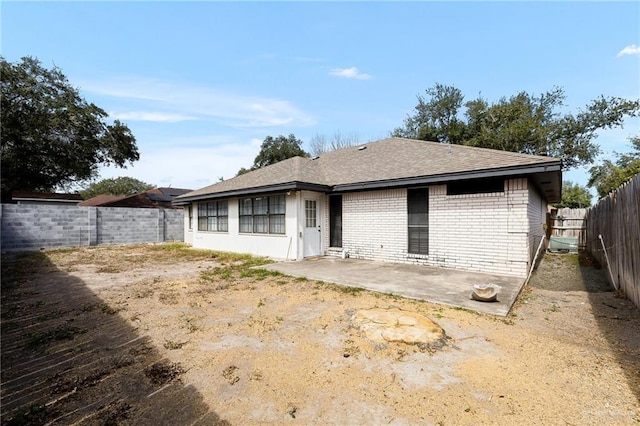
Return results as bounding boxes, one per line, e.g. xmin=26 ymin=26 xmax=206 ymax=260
xmin=332 ymin=162 xmax=562 ymax=192
xmin=173 ymin=161 xmax=563 ymax=205
xmin=172 ymin=181 xmax=332 ymax=205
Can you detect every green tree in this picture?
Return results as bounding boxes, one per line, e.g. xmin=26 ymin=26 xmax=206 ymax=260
xmin=554 ymin=181 xmax=592 ymax=208
xmin=237 ymin=134 xmax=308 ymax=175
xmin=1 ymin=56 xmax=139 ymax=200
xmin=588 ymin=135 xmax=640 ymax=197
xmin=392 ymin=84 xmax=640 ymax=169
xmin=80 ymin=177 xmax=155 ymax=200
xmin=393 ymin=83 xmax=467 ymax=144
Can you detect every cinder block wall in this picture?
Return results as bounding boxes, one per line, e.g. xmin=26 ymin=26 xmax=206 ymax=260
xmin=1 ymin=204 xmax=88 ymax=250
xmin=1 ymin=204 xmax=183 ymax=251
xmin=96 ymin=208 xmax=159 ymax=245
xmin=333 ymin=178 xmax=532 ymax=277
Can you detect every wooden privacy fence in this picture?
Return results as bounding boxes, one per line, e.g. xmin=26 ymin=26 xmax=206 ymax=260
xmin=584 ymin=174 xmax=640 ymax=309
xmin=548 ymin=208 xmax=587 ymax=248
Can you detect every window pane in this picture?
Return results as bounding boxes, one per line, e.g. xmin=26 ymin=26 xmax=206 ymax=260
xmin=408 ymin=188 xmax=429 ymax=255
xmin=269 ymin=214 xmax=285 ymax=234
xmin=329 ymin=195 xmax=342 ymax=248
xmin=240 ymin=216 xmax=252 ymax=233
xmin=269 ymin=195 xmax=285 ymax=214
xmin=218 ymin=216 xmax=228 ymax=232
xmin=240 ymin=198 xmax=252 ymax=215
xmin=217 ymin=200 xmax=228 ymax=216
xmin=408 ymin=189 xmax=429 ymax=226
xmin=208 ymin=216 xmax=217 ymax=231
xmin=408 ymin=228 xmax=429 ymax=254
xmin=305 ymin=200 xmax=317 ymax=228
xmin=253 ymin=215 xmax=268 ymax=233
xmin=198 ymin=217 xmax=207 ymax=231
xmin=447 ymin=177 xmax=505 ymax=195
xmin=253 ymin=197 xmax=268 ymax=214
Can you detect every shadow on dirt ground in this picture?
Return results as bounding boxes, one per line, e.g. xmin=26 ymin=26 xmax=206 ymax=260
xmin=530 ymin=251 xmax=640 ymax=405
xmin=1 ymin=251 xmax=228 ymax=425
xmin=581 ymin=252 xmax=640 ymax=406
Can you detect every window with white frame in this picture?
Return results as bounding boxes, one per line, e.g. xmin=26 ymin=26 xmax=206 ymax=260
xmin=197 ymin=201 xmax=228 ymax=232
xmin=239 ymin=195 xmax=286 ymax=234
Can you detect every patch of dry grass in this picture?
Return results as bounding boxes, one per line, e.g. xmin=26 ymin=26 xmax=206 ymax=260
xmin=43 ymin=243 xmax=272 ymax=273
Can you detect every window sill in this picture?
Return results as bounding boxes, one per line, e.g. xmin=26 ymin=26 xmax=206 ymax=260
xmin=238 ymin=232 xmax=287 ymax=237
xmin=407 ymin=253 xmax=429 ymax=259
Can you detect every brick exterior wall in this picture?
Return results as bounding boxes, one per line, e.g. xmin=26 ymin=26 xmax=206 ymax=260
xmin=527 ymin=180 xmax=547 ymax=261
xmin=325 ymin=178 xmax=535 ymax=277
xmin=1 ymin=204 xmax=183 ymax=251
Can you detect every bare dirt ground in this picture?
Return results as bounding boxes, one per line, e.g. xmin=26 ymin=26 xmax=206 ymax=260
xmin=1 ymin=244 xmax=639 ymax=425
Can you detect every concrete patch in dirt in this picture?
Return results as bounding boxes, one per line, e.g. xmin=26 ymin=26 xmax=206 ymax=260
xmin=352 ymin=308 xmax=445 ymax=346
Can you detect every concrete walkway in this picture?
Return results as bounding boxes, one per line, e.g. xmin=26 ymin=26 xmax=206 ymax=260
xmin=262 ymin=257 xmax=525 ymax=316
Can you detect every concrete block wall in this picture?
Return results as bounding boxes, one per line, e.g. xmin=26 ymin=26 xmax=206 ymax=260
xmin=333 ymin=178 xmax=532 ymax=277
xmin=96 ymin=208 xmax=159 ymax=245
xmin=1 ymin=204 xmax=183 ymax=251
xmin=1 ymin=204 xmax=88 ymax=251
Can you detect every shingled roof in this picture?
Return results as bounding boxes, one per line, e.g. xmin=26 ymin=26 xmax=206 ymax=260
xmin=81 ymin=188 xmax=192 ymax=208
xmin=175 ymin=137 xmax=562 ymax=203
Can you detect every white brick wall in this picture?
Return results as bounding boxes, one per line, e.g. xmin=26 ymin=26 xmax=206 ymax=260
xmin=527 ymin=181 xmax=547 ymax=261
xmin=330 ymin=178 xmax=533 ymax=277
xmin=341 ymin=189 xmax=407 ymax=262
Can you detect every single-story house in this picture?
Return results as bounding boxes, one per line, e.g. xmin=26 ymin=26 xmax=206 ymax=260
xmin=80 ymin=187 xmax=192 ymax=209
xmin=10 ymin=191 xmax=83 ymax=205
xmin=174 ymin=138 xmax=562 ymax=278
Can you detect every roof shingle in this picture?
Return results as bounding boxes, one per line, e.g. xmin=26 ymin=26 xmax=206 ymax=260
xmin=177 ymin=137 xmax=561 ymax=202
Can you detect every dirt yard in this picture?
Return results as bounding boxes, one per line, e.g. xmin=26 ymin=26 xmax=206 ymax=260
xmin=1 ymin=244 xmax=638 ymax=425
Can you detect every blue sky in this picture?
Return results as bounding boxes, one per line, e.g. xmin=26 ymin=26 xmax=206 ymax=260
xmin=2 ymin=1 xmax=639 ymax=197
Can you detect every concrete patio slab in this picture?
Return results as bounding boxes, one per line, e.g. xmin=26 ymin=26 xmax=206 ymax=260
xmin=262 ymin=257 xmax=525 ymax=316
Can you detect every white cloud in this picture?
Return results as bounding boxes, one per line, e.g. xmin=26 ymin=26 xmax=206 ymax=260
xmin=617 ymin=44 xmax=640 ymax=57
xmin=109 ymin=111 xmax=197 ymax=123
xmin=80 ymin=77 xmax=316 ymax=128
xmin=97 ymin=143 xmax=257 ymax=190
xmin=329 ymin=67 xmax=373 ymax=80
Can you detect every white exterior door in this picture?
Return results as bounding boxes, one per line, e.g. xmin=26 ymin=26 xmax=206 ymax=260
xmin=303 ymin=199 xmax=322 ymax=257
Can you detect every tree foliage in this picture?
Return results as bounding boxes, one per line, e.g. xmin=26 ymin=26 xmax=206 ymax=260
xmin=79 ymin=177 xmax=155 ymax=200
xmin=0 ymin=56 xmax=139 ymax=198
xmin=393 ymin=84 xmax=640 ymax=169
xmin=554 ymin=181 xmax=592 ymax=208
xmin=588 ymin=135 xmax=640 ymax=198
xmin=309 ymin=131 xmax=361 ymax=156
xmin=237 ymin=134 xmax=308 ymax=175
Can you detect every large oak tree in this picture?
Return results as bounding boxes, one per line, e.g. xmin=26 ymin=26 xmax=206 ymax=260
xmin=1 ymin=56 xmax=140 ymax=200
xmin=393 ymin=83 xmax=640 ymax=169
xmin=237 ymin=134 xmax=308 ymax=175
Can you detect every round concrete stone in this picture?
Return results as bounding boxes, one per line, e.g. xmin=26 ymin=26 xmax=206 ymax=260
xmin=351 ymin=308 xmax=445 ymax=345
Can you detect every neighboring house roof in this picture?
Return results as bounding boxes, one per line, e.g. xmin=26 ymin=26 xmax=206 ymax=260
xmin=176 ymin=137 xmax=563 ymax=204
xmin=80 ymin=188 xmax=193 ymax=208
xmin=78 ymin=194 xmax=126 ymax=206
xmin=11 ymin=191 xmax=83 ymax=204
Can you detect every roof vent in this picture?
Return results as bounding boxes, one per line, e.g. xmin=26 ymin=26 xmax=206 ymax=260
xmin=312 ymin=156 xmax=319 ymax=160
xmin=357 ymin=145 xmax=367 ymax=151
